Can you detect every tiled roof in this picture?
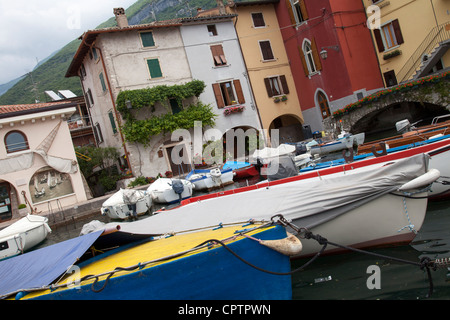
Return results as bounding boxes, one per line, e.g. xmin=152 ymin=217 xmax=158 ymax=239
xmin=0 ymin=101 xmax=75 ymax=118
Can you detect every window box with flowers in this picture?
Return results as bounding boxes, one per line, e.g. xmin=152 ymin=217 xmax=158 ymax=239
xmin=223 ymin=105 xmax=245 ymax=116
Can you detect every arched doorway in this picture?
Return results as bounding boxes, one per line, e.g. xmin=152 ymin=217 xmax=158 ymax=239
xmin=317 ymin=90 xmax=331 ymax=119
xmin=269 ymin=114 xmax=304 ymax=144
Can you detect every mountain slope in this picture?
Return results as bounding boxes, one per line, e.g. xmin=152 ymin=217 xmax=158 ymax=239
xmin=0 ymin=0 xmax=222 ymax=105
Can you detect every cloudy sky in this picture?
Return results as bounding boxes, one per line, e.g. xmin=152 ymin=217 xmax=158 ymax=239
xmin=0 ymin=0 xmax=137 ymax=84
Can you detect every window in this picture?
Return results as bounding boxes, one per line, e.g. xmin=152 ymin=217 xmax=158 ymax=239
xmin=374 ymin=19 xmax=404 ymax=52
xmin=99 ymin=72 xmax=107 ymax=92
xmin=140 ymin=31 xmax=155 ymax=47
xmin=210 ymin=45 xmax=227 ymax=66
xmin=108 ymin=111 xmax=118 ymax=134
xmin=264 ymin=75 xmax=290 ymax=97
xmin=287 ymin=0 xmax=309 ymax=26
xmin=212 ymin=80 xmax=245 ymax=108
xmin=383 ymin=70 xmax=398 ymax=87
xmin=94 ymin=123 xmax=104 ymax=144
xmin=80 ymin=64 xmax=86 ymax=80
xmin=317 ymin=91 xmax=331 ymax=119
xmin=300 ymin=38 xmax=322 ymax=76
xmin=5 ymin=131 xmax=29 ymax=153
xmin=85 ymin=89 xmax=94 ymax=108
xmin=169 ymin=98 xmax=182 ymax=114
xmin=207 ymin=25 xmax=217 ymax=36
xmin=91 ymin=47 xmax=98 ymax=61
xmin=251 ymin=13 xmax=265 ymax=27
xmin=146 ymin=58 xmax=163 ymax=78
xmin=259 ymin=40 xmax=274 ymax=61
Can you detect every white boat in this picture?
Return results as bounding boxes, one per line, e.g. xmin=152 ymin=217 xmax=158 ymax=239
xmin=309 ymin=132 xmax=365 ymax=155
xmin=0 ymin=215 xmax=51 ymax=260
xmin=105 ymin=151 xmax=441 ymax=258
xmin=185 ymin=167 xmax=234 ymax=191
xmin=147 ymin=178 xmax=194 ymax=204
xmin=100 ymin=188 xmax=152 ymax=220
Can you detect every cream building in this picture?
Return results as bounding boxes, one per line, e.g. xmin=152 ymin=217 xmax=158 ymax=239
xmin=0 ymin=101 xmax=88 ymax=220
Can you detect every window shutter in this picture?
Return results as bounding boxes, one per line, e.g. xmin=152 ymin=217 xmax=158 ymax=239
xmin=233 ymin=80 xmax=245 ymax=104
xmin=373 ymin=29 xmax=385 ymax=52
xmin=299 ymin=46 xmax=309 ymax=76
xmin=141 ymin=32 xmax=155 ymax=47
xmin=147 ymin=59 xmax=163 ymax=78
xmin=311 ymin=38 xmax=322 ymax=71
xmin=99 ymin=73 xmax=107 ymax=92
xmin=280 ymin=75 xmax=289 ymax=94
xmin=212 ymin=83 xmax=225 ymax=108
xmin=392 ymin=19 xmax=404 ymax=45
xmin=260 ymin=41 xmax=274 ymax=60
xmin=264 ymin=78 xmax=274 ymax=97
xmin=299 ymin=0 xmax=309 ymax=20
xmin=108 ymin=111 xmax=118 ymax=134
xmin=286 ymin=0 xmax=296 ymax=26
xmin=211 ymin=45 xmax=227 ymax=65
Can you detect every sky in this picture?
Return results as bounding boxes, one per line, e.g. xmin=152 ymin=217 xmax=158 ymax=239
xmin=0 ymin=0 xmax=137 ymax=84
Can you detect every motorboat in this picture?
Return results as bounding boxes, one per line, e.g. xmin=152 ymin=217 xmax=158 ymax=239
xmin=309 ymin=132 xmax=365 ymax=155
xmin=0 ymin=215 xmax=51 ymax=260
xmin=185 ymin=167 xmax=234 ymax=191
xmin=222 ymin=161 xmax=259 ymax=179
xmin=3 ymin=222 xmax=293 ymax=300
xmin=100 ymin=150 xmax=442 ymax=258
xmin=147 ymin=178 xmax=194 ymax=204
xmin=100 ymin=188 xmax=152 ymax=220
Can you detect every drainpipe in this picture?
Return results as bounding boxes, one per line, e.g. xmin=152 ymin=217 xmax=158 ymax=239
xmin=93 ymin=45 xmax=133 ymax=175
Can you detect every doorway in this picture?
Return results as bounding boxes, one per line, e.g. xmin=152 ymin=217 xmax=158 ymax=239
xmin=0 ymin=183 xmax=12 ymax=222
xmin=165 ymin=144 xmax=192 ymax=177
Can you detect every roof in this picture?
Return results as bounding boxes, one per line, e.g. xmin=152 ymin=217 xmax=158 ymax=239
xmin=235 ymin=0 xmax=279 ymax=6
xmin=0 ymin=101 xmax=76 ymax=119
xmin=65 ymin=14 xmax=237 ymax=78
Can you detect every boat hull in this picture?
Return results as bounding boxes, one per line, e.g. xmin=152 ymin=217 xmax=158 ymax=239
xmin=147 ymin=178 xmax=193 ymax=204
xmin=19 ymin=225 xmax=292 ymax=300
xmin=186 ymin=168 xmax=234 ymax=191
xmin=0 ymin=215 xmax=51 ymax=260
xmin=101 ymin=191 xmax=152 ymax=220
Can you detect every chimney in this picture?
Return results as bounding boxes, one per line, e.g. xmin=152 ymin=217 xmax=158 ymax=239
xmin=216 ymin=0 xmax=226 ymax=15
xmin=114 ymin=8 xmax=129 ymax=28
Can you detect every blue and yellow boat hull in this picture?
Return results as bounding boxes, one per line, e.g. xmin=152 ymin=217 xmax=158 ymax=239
xmin=16 ymin=223 xmax=292 ymax=300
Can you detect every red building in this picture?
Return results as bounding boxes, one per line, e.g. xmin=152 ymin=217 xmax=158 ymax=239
xmin=275 ymin=0 xmax=384 ymax=133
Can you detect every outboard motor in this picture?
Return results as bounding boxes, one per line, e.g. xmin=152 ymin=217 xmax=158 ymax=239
xmin=210 ymin=168 xmax=223 ymax=187
xmin=295 ymin=142 xmax=307 ymax=155
xmin=171 ymin=179 xmax=185 ymax=202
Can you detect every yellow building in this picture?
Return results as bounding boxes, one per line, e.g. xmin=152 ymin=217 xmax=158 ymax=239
xmin=198 ymin=0 xmax=305 ymax=144
xmin=363 ymin=0 xmax=450 ymax=85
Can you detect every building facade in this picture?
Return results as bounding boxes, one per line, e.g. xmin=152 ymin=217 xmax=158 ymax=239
xmin=0 ymin=102 xmax=88 ymax=220
xmin=363 ymin=0 xmax=450 ymax=86
xmin=275 ymin=0 xmax=385 ymax=133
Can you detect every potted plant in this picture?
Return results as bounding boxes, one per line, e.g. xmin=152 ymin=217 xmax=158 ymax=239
xmin=18 ymin=204 xmax=28 ymax=216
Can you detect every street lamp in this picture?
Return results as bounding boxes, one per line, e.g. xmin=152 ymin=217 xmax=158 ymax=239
xmin=320 ymin=45 xmax=340 ymax=60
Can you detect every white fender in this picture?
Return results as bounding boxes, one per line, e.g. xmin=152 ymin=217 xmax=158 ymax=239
xmin=398 ymin=168 xmax=441 ymax=191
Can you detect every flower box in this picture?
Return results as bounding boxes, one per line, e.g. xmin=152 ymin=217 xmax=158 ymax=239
xmin=224 ymin=105 xmax=245 ymax=116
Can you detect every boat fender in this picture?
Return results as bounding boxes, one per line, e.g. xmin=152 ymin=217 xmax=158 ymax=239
xmin=259 ymin=233 xmax=303 ymax=256
xmin=398 ymin=168 xmax=441 ymax=191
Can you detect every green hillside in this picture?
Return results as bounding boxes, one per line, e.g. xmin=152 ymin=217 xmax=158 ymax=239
xmin=0 ymin=0 xmax=224 ymax=105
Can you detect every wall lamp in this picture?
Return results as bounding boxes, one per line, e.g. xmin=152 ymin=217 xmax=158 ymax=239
xmin=320 ymin=46 xmax=340 ymax=60
xmin=126 ymin=100 xmax=132 ymax=109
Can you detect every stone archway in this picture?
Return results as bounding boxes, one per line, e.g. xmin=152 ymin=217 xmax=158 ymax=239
xmin=269 ymin=114 xmax=304 ymax=144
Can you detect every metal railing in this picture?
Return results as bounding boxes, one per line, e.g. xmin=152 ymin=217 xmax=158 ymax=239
xmin=396 ymin=21 xmax=450 ymax=83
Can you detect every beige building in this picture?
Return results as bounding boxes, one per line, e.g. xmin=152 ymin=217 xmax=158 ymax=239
xmin=0 ymin=101 xmax=88 ymax=220
xmin=364 ymin=0 xmax=450 ymax=85
xmin=231 ymin=0 xmax=305 ymax=144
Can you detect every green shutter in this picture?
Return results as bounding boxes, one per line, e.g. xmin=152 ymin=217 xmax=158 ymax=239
xmin=147 ymin=59 xmax=163 ymax=78
xmin=140 ymin=32 xmax=155 ymax=47
xmin=108 ymin=111 xmax=118 ymax=134
xmin=99 ymin=72 xmax=107 ymax=92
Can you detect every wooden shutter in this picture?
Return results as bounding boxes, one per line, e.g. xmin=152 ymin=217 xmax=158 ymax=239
xmin=299 ymin=0 xmax=309 ymax=20
xmin=279 ymin=75 xmax=289 ymax=94
xmin=373 ymin=29 xmax=385 ymax=52
xmin=286 ymin=0 xmax=296 ymax=25
xmin=147 ymin=58 xmax=162 ymax=78
xmin=108 ymin=111 xmax=118 ymax=134
xmin=264 ymin=78 xmax=274 ymax=97
xmin=233 ymin=80 xmax=245 ymax=104
xmin=299 ymin=46 xmax=309 ymax=76
xmin=212 ymin=83 xmax=225 ymax=108
xmin=211 ymin=45 xmax=227 ymax=65
xmin=311 ymin=38 xmax=322 ymax=71
xmin=392 ymin=19 xmax=404 ymax=45
xmin=140 ymin=32 xmax=155 ymax=47
xmin=260 ymin=41 xmax=274 ymax=60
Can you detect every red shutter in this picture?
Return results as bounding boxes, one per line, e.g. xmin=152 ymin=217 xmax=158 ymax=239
xmin=212 ymin=83 xmax=225 ymax=108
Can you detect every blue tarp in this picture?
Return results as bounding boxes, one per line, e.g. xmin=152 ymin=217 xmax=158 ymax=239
xmin=222 ymin=161 xmax=250 ymax=171
xmin=0 ymin=230 xmax=103 ymax=298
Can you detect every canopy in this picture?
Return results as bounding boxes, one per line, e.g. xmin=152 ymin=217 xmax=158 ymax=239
xmin=0 ymin=230 xmax=103 ymax=298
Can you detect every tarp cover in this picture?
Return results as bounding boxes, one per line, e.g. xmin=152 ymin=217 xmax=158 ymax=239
xmin=103 ymin=154 xmax=430 ymax=236
xmin=0 ymin=230 xmax=103 ymax=298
